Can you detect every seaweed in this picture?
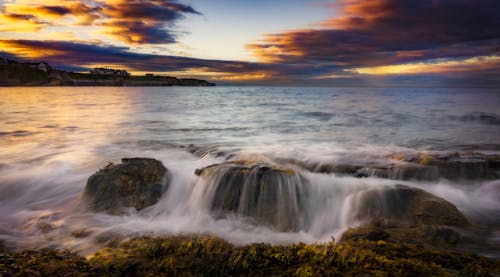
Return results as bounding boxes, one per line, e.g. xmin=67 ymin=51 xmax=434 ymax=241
xmin=1 ymin=235 xmax=498 ymax=276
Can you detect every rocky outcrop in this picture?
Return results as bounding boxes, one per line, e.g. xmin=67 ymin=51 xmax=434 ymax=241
xmin=341 ymin=185 xmax=469 ymax=247
xmin=195 ymin=161 xmax=308 ymax=231
xmin=83 ymin=158 xmax=169 ymax=214
xmin=288 ymin=152 xmax=500 ymax=181
xmin=391 ymin=152 xmax=500 ymax=180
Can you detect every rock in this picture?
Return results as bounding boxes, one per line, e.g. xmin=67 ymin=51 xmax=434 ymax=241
xmin=349 ymin=152 xmax=500 ymax=181
xmin=353 ymin=165 xmax=440 ymax=181
xmin=195 ymin=161 xmax=308 ymax=231
xmin=391 ymin=152 xmax=500 ymax=180
xmin=273 ymin=158 xmax=363 ymax=175
xmin=341 ymin=225 xmax=462 ymax=247
xmin=353 ymin=167 xmax=388 ymax=178
xmin=83 ymin=158 xmax=169 ymax=214
xmin=354 ymin=185 xmax=468 ymax=227
xmin=341 ymin=185 xmax=469 ymax=248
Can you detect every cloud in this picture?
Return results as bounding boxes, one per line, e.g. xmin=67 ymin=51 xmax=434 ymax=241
xmin=1 ymin=38 xmax=498 ymax=86
xmin=1 ymin=0 xmax=498 ymax=86
xmin=0 ymin=39 xmax=278 ymax=80
xmin=0 ymin=0 xmax=200 ymax=44
xmin=248 ymin=0 xmax=500 ymax=69
xmin=99 ymin=0 xmax=201 ymax=44
xmin=0 ymin=12 xmax=45 ymax=32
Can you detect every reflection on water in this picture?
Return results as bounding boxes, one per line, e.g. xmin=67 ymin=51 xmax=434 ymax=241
xmin=0 ymin=86 xmax=499 ymax=255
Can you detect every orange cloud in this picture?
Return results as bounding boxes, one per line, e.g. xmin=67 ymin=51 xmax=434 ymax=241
xmin=0 ymin=13 xmax=44 ymax=32
xmin=0 ymin=0 xmax=199 ymax=44
xmin=353 ymin=56 xmax=500 ymax=75
xmin=248 ymin=0 xmax=500 ymax=70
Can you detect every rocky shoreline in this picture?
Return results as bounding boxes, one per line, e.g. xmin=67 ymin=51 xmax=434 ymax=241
xmin=2 ymin=153 xmax=499 ymax=276
xmin=2 ymin=235 xmax=499 ymax=276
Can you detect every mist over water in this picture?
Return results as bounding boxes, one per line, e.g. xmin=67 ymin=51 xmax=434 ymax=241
xmin=0 ymin=86 xmax=499 ymax=255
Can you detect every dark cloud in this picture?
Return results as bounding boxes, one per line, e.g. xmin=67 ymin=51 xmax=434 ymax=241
xmin=38 ymin=6 xmax=72 ymax=16
xmin=0 ymin=0 xmax=200 ymax=44
xmin=248 ymin=0 xmax=500 ymax=67
xmin=100 ymin=0 xmax=201 ymax=44
xmin=1 ymin=39 xmax=498 ymax=86
xmin=0 ymin=39 xmax=268 ymax=74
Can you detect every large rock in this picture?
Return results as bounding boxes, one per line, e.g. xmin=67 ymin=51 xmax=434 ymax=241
xmin=83 ymin=158 xmax=169 ymax=214
xmin=341 ymin=185 xmax=469 ymax=247
xmin=354 ymin=184 xmax=468 ymax=227
xmin=195 ymin=161 xmax=308 ymax=231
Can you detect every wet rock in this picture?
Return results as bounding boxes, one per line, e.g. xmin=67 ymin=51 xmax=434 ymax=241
xmin=180 ymin=144 xmax=228 ymax=158
xmin=71 ymin=229 xmax=93 ymax=238
xmin=353 ymin=167 xmax=388 ymax=178
xmin=354 ymin=185 xmax=468 ymax=227
xmin=195 ymin=161 xmax=308 ymax=231
xmin=391 ymin=152 xmax=500 ymax=180
xmin=342 ymin=225 xmax=462 ymax=247
xmin=83 ymin=158 xmax=169 ymax=214
xmin=349 ymin=152 xmax=499 ymax=181
xmin=341 ymin=185 xmax=469 ymax=248
xmin=274 ymin=158 xmax=363 ymax=175
xmin=354 ymin=165 xmax=440 ymax=181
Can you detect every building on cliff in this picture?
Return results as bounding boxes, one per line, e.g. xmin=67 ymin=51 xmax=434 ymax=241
xmin=90 ymin=67 xmax=130 ymax=76
xmin=28 ymin=62 xmax=51 ymax=72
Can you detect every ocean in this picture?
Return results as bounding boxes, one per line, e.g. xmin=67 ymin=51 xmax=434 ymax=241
xmin=0 ymin=86 xmax=499 ymax=255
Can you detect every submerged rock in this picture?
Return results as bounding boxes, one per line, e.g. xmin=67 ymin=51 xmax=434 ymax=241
xmin=390 ymin=152 xmax=500 ymax=180
xmin=353 ymin=165 xmax=440 ymax=181
xmin=285 ymin=152 xmax=499 ymax=181
xmin=83 ymin=158 xmax=169 ymax=214
xmin=195 ymin=161 xmax=308 ymax=231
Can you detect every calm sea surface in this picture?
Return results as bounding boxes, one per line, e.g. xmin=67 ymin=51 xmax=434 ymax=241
xmin=0 ymin=86 xmax=499 ymax=254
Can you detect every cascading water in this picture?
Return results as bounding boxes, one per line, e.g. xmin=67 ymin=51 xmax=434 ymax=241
xmin=191 ymin=162 xmax=309 ymax=231
xmin=1 ymin=86 xmax=499 ymax=258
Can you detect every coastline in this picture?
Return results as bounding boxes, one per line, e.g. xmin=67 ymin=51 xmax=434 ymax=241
xmin=0 ymin=58 xmax=216 ymax=87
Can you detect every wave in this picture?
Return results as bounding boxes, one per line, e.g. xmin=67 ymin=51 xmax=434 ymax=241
xmin=450 ymin=112 xmax=500 ymax=125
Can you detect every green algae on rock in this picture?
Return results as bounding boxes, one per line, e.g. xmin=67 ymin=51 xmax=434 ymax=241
xmin=82 ymin=158 xmax=169 ymax=214
xmin=4 ymin=235 xmax=498 ymax=276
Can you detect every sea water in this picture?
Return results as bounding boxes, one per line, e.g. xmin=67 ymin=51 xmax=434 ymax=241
xmin=0 ymin=86 xmax=499 ymax=255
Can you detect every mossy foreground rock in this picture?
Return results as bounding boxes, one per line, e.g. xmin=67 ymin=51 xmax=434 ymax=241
xmin=195 ymin=161 xmax=308 ymax=231
xmin=4 ymin=236 xmax=499 ymax=276
xmin=83 ymin=158 xmax=168 ymax=213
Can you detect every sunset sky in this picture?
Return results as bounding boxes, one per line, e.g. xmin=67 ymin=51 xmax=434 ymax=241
xmin=0 ymin=0 xmax=499 ymax=86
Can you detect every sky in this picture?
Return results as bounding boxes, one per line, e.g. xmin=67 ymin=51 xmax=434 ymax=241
xmin=0 ymin=0 xmax=499 ymax=86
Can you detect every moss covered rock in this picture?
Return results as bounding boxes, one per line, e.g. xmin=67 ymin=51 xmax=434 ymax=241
xmin=87 ymin=236 xmax=499 ymax=276
xmin=1 ymin=235 xmax=499 ymax=276
xmin=82 ymin=158 xmax=169 ymax=214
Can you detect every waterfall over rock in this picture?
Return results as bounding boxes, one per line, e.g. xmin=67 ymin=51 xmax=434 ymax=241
xmin=194 ymin=161 xmax=309 ymax=231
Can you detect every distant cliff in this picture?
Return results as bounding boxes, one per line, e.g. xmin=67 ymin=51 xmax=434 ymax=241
xmin=0 ymin=58 xmax=215 ymax=86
